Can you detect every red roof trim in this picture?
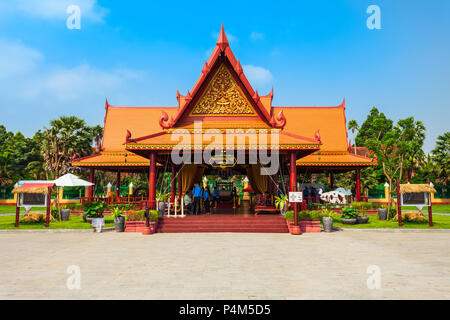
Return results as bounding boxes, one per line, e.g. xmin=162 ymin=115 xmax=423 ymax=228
xmin=21 ymin=183 xmax=55 ymax=188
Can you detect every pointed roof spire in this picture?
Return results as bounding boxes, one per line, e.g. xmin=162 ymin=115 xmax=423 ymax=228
xmin=217 ymin=23 xmax=229 ymax=52
xmin=234 ymin=60 xmax=243 ymax=76
xmin=253 ymin=90 xmax=260 ymax=103
xmin=105 ymin=98 xmax=110 ymax=110
xmin=185 ymin=90 xmax=192 ymax=103
xmin=202 ymin=61 xmax=210 ymax=74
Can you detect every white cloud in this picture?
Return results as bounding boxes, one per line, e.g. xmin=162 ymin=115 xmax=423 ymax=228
xmin=0 ymin=40 xmax=146 ymax=104
xmin=0 ymin=39 xmax=43 ymax=78
xmin=24 ymin=65 xmax=146 ymax=101
xmin=5 ymin=0 xmax=108 ymax=22
xmin=250 ymin=32 xmax=265 ymax=41
xmin=243 ymin=65 xmax=274 ymax=86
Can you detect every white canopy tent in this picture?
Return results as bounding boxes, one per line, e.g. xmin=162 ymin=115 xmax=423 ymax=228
xmin=54 ymin=173 xmax=94 ymax=187
xmin=53 ymin=173 xmax=94 ymax=221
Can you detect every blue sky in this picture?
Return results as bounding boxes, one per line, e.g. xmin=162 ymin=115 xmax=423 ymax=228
xmin=0 ymin=0 xmax=448 ymax=153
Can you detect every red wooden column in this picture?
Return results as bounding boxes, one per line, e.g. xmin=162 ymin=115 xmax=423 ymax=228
xmin=427 ymin=178 xmax=433 ymax=227
xmin=170 ymin=164 xmax=176 ymax=203
xmin=289 ymin=151 xmax=297 ymax=215
xmin=15 ymin=193 xmax=20 ymax=228
xmin=88 ymin=168 xmax=94 ymax=201
xmin=148 ymin=151 xmax=157 ymax=209
xmin=116 ymin=170 xmax=121 ymax=200
xmin=356 ymin=168 xmax=361 ymax=201
xmin=396 ymin=179 xmax=402 ymax=227
xmin=45 ymin=187 xmax=51 ymax=228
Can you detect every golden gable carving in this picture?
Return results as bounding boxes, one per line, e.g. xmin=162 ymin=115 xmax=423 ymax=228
xmin=190 ymin=64 xmax=256 ymax=116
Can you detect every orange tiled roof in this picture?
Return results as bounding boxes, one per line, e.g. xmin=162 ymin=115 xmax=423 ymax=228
xmin=273 ymin=100 xmax=348 ymax=152
xmin=72 ymin=152 xmax=150 ymax=167
xmin=125 ymin=129 xmax=320 ymax=151
xmin=296 ymin=152 xmax=376 ymax=166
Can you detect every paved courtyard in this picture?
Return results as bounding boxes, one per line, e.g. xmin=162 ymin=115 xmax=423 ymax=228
xmin=0 ymin=231 xmax=449 ymax=299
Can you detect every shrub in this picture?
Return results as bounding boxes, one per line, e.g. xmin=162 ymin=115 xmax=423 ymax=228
xmin=126 ymin=210 xmax=145 ymax=221
xmin=285 ymin=210 xmax=320 ymax=221
xmin=111 ymin=207 xmax=124 ymax=219
xmin=341 ymin=208 xmax=359 ymax=219
xmin=83 ymin=201 xmax=106 ymax=218
xmin=370 ymin=202 xmax=382 ymax=210
xmin=149 ymin=210 xmax=159 ymax=222
xmin=51 ymin=207 xmax=59 ymax=219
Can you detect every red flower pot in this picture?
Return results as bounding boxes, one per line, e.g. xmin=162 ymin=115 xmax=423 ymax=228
xmin=142 ymin=226 xmax=153 ymax=235
xmin=290 ymin=225 xmax=302 ymax=235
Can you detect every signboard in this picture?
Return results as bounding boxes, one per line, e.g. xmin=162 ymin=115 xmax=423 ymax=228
xmin=400 ymin=192 xmax=430 ymax=206
xmin=20 ymin=193 xmax=47 ymax=207
xmin=289 ymin=192 xmax=303 ymax=203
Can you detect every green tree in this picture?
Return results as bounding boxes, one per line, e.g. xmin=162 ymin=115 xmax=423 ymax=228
xmin=431 ymin=132 xmax=449 ymax=185
xmin=37 ymin=116 xmax=95 ymax=179
xmin=348 ymin=120 xmax=359 ymax=135
xmin=355 ymin=107 xmax=393 ymax=147
xmin=366 ymin=117 xmax=426 ymax=215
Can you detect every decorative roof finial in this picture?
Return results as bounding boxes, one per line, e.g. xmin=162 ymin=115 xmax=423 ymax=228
xmin=217 ymin=23 xmax=229 ymax=51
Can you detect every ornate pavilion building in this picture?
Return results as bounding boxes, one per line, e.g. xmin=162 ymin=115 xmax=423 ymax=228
xmin=72 ymin=25 xmax=376 ymax=209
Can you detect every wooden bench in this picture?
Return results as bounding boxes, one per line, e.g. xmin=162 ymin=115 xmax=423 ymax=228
xmin=254 ymin=206 xmax=280 ymax=215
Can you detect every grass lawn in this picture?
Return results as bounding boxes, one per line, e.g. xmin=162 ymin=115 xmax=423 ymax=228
xmin=333 ymin=213 xmax=450 ymax=229
xmin=403 ymin=204 xmax=450 ymax=213
xmin=0 ymin=214 xmax=115 ymax=230
xmin=0 ymin=205 xmax=49 ymax=214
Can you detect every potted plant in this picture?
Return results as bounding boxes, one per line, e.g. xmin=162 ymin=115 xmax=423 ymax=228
xmin=274 ymin=194 xmax=288 ymax=216
xmin=83 ymin=201 xmax=106 ymax=232
xmin=341 ymin=208 xmax=358 ymax=224
xmin=60 ymin=205 xmax=71 ymax=221
xmin=378 ymin=205 xmax=388 ymax=220
xmin=321 ymin=208 xmax=334 ymax=232
xmin=156 ymin=190 xmax=170 ymax=216
xmin=356 ymin=202 xmax=370 ymax=224
xmin=112 ymin=207 xmax=125 ymax=232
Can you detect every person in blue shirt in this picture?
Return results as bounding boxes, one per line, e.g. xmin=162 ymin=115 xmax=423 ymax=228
xmin=213 ymin=187 xmax=220 ymax=208
xmin=192 ymin=183 xmax=202 ymax=215
xmin=203 ymin=187 xmax=210 ymax=213
xmin=303 ymin=187 xmax=310 ymax=204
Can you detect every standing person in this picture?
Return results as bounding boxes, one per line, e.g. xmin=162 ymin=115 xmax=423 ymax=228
xmin=231 ymin=185 xmax=237 ymax=206
xmin=203 ymin=187 xmax=210 ymax=213
xmin=192 ymin=183 xmax=202 ymax=215
xmin=184 ymin=192 xmax=193 ymax=214
xmin=303 ymin=187 xmax=310 ymax=204
xmin=213 ymin=186 xmax=219 ymax=208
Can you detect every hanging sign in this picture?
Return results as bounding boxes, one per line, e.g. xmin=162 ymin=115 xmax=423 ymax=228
xmin=289 ymin=192 xmax=303 ymax=203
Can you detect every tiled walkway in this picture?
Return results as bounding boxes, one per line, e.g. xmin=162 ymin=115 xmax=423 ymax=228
xmin=0 ymin=231 xmax=449 ymax=299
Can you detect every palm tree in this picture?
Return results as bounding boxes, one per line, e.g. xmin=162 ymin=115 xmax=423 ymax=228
xmin=348 ymin=120 xmax=360 ymax=135
xmin=90 ymin=125 xmax=103 ymax=151
xmin=348 ymin=120 xmax=359 ymax=154
xmin=432 ymin=132 xmax=449 ymax=186
xmin=39 ymin=116 xmax=94 ymax=178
